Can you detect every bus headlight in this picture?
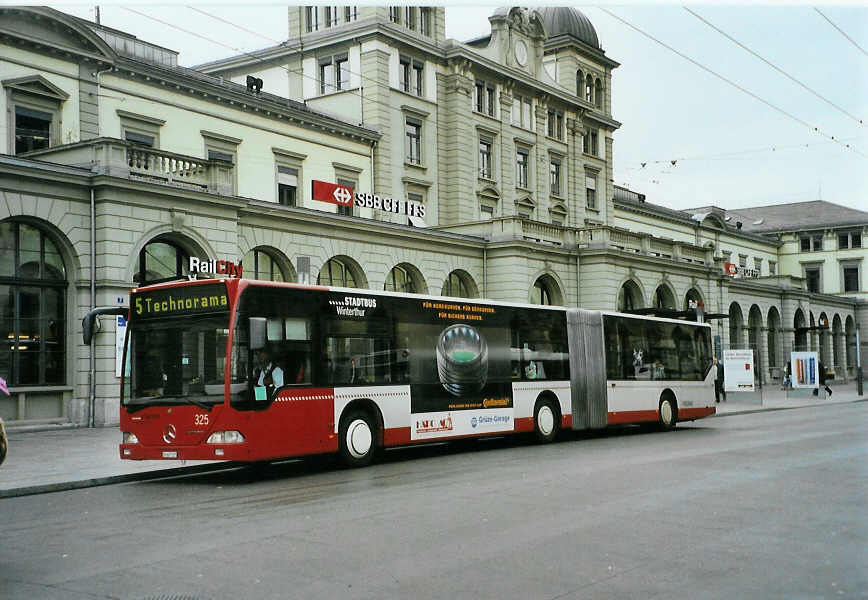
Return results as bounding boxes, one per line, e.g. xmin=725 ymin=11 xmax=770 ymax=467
xmin=122 ymin=432 xmax=139 ymax=444
xmin=206 ymin=430 xmax=245 ymax=444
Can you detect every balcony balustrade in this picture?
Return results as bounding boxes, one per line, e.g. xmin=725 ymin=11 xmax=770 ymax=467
xmin=21 ymin=137 xmax=234 ymax=196
xmin=439 ymin=216 xmax=713 ymax=266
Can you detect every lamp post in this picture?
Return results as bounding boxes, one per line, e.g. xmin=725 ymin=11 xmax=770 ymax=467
xmin=857 ymin=327 xmax=863 ymax=396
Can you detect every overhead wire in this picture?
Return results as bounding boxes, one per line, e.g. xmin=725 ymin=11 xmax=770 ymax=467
xmin=684 ymin=6 xmax=865 ymax=126
xmin=597 ymin=7 xmax=867 ymax=159
xmin=189 ymin=6 xmax=404 ymax=99
xmin=618 ymin=136 xmax=868 ymax=173
xmin=118 ymin=6 xmax=422 ymax=129
xmin=814 ymin=7 xmax=868 ymax=58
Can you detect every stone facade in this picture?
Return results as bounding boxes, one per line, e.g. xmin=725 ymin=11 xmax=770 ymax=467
xmin=0 ymin=6 xmax=864 ymax=426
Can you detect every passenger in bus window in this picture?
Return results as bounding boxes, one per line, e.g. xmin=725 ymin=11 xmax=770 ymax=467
xmin=652 ymin=359 xmax=665 ymax=380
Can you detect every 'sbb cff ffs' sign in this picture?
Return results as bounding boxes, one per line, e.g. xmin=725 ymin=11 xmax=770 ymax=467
xmin=311 ymin=179 xmax=426 ymax=218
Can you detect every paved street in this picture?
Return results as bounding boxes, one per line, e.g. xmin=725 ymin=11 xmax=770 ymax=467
xmin=1 ymin=403 xmax=866 ymax=600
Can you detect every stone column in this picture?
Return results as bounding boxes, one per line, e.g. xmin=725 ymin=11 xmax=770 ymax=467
xmin=360 ymin=46 xmax=392 ymax=195
xmin=534 ymin=102 xmax=547 ymax=220
xmin=499 ymin=83 xmax=516 ymax=217
xmin=436 ymin=66 xmax=475 ymax=225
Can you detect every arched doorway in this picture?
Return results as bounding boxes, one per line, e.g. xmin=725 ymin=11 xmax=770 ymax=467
xmin=794 ymin=309 xmax=807 ymax=351
xmin=845 ymin=316 xmax=856 ymax=378
xmin=767 ymin=307 xmax=781 ymax=371
xmin=728 ymin=302 xmax=744 ymax=348
xmin=832 ymin=314 xmax=843 ymax=377
xmin=818 ymin=312 xmax=830 ymax=364
xmin=653 ymin=284 xmax=676 ymax=310
xmin=684 ymin=287 xmax=703 ymax=311
xmin=531 ymin=275 xmax=562 ymax=306
xmin=748 ymin=305 xmax=763 ymax=384
xmin=617 ymin=280 xmax=643 ymax=312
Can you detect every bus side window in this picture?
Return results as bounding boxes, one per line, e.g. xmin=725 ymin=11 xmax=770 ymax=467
xmin=604 ymin=316 xmax=621 ymax=380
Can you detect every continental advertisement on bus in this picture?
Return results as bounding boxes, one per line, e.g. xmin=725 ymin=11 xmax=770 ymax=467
xmin=325 ymin=292 xmax=515 ymax=441
xmin=408 ymin=299 xmax=513 ymax=440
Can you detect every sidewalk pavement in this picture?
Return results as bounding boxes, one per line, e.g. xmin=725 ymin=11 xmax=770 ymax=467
xmin=1 ymin=384 xmax=865 ymax=498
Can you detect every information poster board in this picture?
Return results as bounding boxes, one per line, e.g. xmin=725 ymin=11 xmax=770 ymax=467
xmin=790 ymin=351 xmax=819 ymax=389
xmin=115 ymin=315 xmax=128 ymax=378
xmin=723 ymin=349 xmax=755 ymax=392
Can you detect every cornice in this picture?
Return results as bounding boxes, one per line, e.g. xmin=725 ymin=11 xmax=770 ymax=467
xmin=615 ymin=199 xmax=783 ymax=247
xmin=108 ymin=56 xmax=379 ymax=145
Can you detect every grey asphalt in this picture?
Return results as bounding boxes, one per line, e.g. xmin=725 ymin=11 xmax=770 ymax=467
xmin=1 ymin=402 xmax=865 ymax=600
xmin=0 ymin=383 xmax=864 ymax=498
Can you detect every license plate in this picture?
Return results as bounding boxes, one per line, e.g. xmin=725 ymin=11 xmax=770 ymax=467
xmin=162 ymin=451 xmax=178 ymax=458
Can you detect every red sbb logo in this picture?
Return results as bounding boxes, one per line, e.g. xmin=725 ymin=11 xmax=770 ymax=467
xmin=311 ymin=180 xmax=354 ymax=207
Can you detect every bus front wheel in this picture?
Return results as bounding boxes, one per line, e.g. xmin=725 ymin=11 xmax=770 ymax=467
xmin=339 ymin=410 xmax=377 ymax=467
xmin=658 ymin=394 xmax=677 ymax=431
xmin=534 ymin=397 xmax=559 ymax=443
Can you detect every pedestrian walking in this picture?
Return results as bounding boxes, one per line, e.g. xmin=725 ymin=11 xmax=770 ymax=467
xmin=815 ymin=360 xmax=832 ymax=398
xmin=713 ymin=357 xmax=725 ymax=403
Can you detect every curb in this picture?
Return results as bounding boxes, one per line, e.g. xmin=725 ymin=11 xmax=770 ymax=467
xmin=711 ymin=397 xmax=867 ymax=418
xmin=1 ymin=399 xmax=865 ymax=498
xmin=0 ymin=461 xmax=240 ymax=499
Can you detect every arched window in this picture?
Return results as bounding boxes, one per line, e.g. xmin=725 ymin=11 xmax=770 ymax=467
xmin=442 ymin=271 xmax=468 ymax=298
xmin=576 ymin=69 xmax=583 ymax=97
xmin=134 ymin=238 xmax=189 ymax=285
xmin=531 ymin=277 xmax=553 ymax=305
xmin=317 ymin=257 xmax=357 ymax=288
xmin=585 ymin=74 xmax=593 ymax=104
xmin=384 ymin=265 xmax=416 ymax=294
xmin=0 ymin=220 xmax=67 ymax=385
xmin=595 ymin=78 xmax=602 ymax=108
xmin=242 ymin=248 xmax=286 ymax=282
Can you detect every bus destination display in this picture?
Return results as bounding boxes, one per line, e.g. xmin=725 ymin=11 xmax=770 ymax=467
xmin=133 ymin=284 xmax=229 ymax=320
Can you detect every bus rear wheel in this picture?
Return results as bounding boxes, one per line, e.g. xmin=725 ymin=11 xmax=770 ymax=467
xmin=534 ymin=398 xmax=559 ymax=443
xmin=658 ymin=394 xmax=677 ymax=431
xmin=339 ymin=410 xmax=377 ymax=468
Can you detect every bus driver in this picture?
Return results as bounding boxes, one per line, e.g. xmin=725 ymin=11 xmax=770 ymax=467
xmin=254 ymin=346 xmax=284 ymax=398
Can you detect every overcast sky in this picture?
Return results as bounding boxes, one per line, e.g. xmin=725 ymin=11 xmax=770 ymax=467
xmin=29 ymin=2 xmax=868 ymax=214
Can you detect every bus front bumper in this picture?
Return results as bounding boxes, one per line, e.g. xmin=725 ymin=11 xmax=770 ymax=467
xmin=120 ymin=443 xmax=250 ymax=461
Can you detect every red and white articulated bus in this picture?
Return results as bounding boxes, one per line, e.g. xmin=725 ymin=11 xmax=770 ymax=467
xmin=84 ymin=278 xmax=715 ymax=467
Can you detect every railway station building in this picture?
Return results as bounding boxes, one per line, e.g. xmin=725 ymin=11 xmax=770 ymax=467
xmin=1 ymin=6 xmax=865 ymax=426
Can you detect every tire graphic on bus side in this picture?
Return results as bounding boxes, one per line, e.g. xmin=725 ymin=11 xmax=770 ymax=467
xmin=436 ymin=325 xmax=489 ymax=397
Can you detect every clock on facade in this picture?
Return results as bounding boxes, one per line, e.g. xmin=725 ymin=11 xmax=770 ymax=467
xmin=514 ymin=39 xmax=528 ymax=67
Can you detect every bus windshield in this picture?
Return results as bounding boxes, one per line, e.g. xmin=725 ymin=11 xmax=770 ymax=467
xmin=127 ymin=315 xmax=232 ymax=410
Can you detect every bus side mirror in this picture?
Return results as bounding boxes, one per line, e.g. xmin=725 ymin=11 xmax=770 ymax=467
xmin=82 ymin=307 xmax=128 ymax=345
xmin=249 ymin=317 xmax=267 ymax=351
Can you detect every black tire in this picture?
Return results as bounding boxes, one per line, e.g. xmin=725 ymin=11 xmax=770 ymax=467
xmin=658 ymin=393 xmax=677 ymax=431
xmin=534 ymin=397 xmax=560 ymax=443
xmin=338 ymin=409 xmax=377 ymax=468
